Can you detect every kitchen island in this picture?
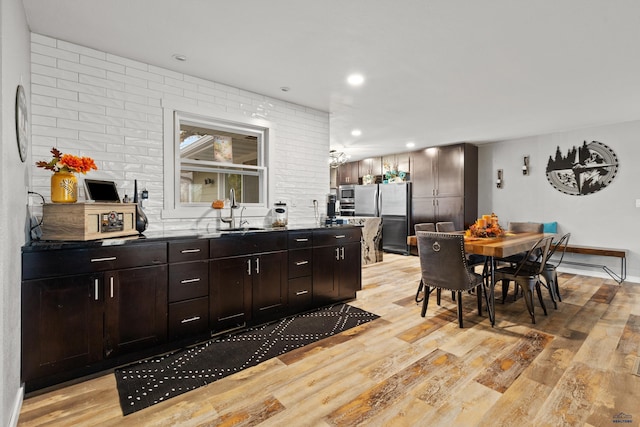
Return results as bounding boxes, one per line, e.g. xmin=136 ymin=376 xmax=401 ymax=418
xmin=339 ymin=216 xmax=383 ymax=264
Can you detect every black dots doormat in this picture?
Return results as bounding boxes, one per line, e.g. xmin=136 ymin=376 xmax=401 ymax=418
xmin=115 ymin=303 xmax=379 ymax=415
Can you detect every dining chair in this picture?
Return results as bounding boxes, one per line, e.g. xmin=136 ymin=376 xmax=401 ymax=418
xmin=539 ymin=232 xmax=571 ymax=308
xmin=495 ymin=235 xmax=554 ymax=324
xmin=507 ymin=221 xmax=544 ymax=233
xmin=416 ymin=231 xmax=485 ymax=328
xmin=435 ymin=222 xmax=456 ymax=232
xmin=414 ymin=223 xmax=436 ymax=232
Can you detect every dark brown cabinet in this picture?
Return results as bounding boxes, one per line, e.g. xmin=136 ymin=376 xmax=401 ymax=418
xmin=209 ymin=232 xmax=288 ymax=331
xmin=410 ymin=143 xmax=477 ymax=231
xmin=168 ymin=240 xmax=210 ymax=340
xmin=210 ymin=256 xmax=253 ymax=331
xmin=338 ymin=161 xmax=359 ymax=184
xmin=288 ymin=231 xmax=313 ymax=313
xmin=21 ymin=273 xmax=103 ymax=383
xmin=21 ymin=241 xmax=168 ymax=389
xmin=312 ymin=228 xmax=362 ymax=306
xmin=103 ymin=265 xmax=168 ymax=358
xmin=21 ymin=226 xmax=361 ymax=392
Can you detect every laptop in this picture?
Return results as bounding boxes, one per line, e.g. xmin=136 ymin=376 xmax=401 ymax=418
xmin=83 ymin=179 xmax=122 ymax=203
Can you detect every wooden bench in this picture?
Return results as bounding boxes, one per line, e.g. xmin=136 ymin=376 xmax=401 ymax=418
xmin=559 ymin=244 xmax=627 ymax=283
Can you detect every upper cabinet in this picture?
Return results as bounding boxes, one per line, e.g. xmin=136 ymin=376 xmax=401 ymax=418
xmin=337 ymin=162 xmax=359 ymax=185
xmin=410 ymin=145 xmax=463 ymax=198
xmin=358 ymin=157 xmax=382 ymax=177
xmin=381 ymin=153 xmax=410 ymax=176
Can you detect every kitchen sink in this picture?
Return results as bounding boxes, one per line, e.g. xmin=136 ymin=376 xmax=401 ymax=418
xmin=223 ymin=227 xmax=265 ymax=232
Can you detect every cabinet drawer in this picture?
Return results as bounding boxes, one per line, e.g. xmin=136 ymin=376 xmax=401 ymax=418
xmin=22 ymin=242 xmax=167 ymax=280
xmin=168 ymin=261 xmax=209 ymax=302
xmin=312 ymin=228 xmax=361 ymax=247
xmin=288 ymin=276 xmax=312 ymax=311
xmin=288 ymin=231 xmax=312 ymax=249
xmin=168 ymin=240 xmax=209 ymax=263
xmin=210 ymin=232 xmax=287 ymax=258
xmin=168 ymin=297 xmax=209 ymax=340
xmin=288 ymin=248 xmax=312 ymax=279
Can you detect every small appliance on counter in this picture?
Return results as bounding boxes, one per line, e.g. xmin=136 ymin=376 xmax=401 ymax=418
xmin=272 ymin=201 xmax=288 ymax=227
xmin=325 ymin=194 xmax=340 ymax=225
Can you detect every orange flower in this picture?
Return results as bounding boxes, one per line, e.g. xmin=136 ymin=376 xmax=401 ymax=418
xmin=36 ymin=147 xmax=98 ymax=174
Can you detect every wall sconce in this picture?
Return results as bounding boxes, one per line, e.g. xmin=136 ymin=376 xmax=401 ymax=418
xmin=522 ymin=156 xmax=530 ymax=175
xmin=497 ymin=169 xmax=503 ymax=188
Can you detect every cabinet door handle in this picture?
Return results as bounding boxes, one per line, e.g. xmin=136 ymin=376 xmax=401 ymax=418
xmin=295 ymin=238 xmax=309 ymax=242
xmin=295 ymin=260 xmax=309 ymax=266
xmin=341 ymin=247 xmax=345 ymax=260
xmin=94 ymin=278 xmax=99 ymax=301
xmin=180 ymin=278 xmax=201 ymax=284
xmin=181 ymin=316 xmax=201 ymax=324
xmin=180 ymin=249 xmax=201 ymax=254
xmin=334 ymin=235 xmax=346 ymax=239
xmin=335 ymin=248 xmax=340 ymax=260
xmin=255 ymin=257 xmax=260 ymax=274
xmin=91 ymin=256 xmax=116 ymax=263
xmin=109 ymin=277 xmax=114 ymax=298
xmin=296 ymin=290 xmax=309 ymax=296
xmin=247 ymin=259 xmax=252 ymax=275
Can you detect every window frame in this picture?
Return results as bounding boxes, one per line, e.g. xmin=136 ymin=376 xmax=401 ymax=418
xmin=162 ymin=99 xmax=275 ymax=220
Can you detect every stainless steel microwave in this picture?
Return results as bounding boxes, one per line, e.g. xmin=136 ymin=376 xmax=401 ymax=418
xmin=338 ymin=184 xmax=356 ymax=202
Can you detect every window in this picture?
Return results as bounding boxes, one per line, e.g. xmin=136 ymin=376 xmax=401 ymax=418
xmin=162 ymin=101 xmax=274 ymax=219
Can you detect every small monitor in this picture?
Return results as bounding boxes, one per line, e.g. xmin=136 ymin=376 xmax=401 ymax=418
xmin=84 ymin=179 xmax=121 ymax=203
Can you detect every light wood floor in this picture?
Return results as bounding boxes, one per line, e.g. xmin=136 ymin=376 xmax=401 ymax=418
xmin=18 ymin=254 xmax=640 ymax=427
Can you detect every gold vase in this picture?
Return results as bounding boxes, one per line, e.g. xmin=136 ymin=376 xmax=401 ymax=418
xmin=50 ymin=171 xmax=78 ymax=203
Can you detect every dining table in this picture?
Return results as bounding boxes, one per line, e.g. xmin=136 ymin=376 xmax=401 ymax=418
xmin=407 ymin=231 xmax=548 ymax=326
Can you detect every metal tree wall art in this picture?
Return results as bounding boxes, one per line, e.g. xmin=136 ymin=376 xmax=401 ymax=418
xmin=546 ymin=141 xmax=619 ymax=196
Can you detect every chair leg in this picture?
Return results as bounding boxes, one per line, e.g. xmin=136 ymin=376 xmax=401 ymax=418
xmin=542 ymin=269 xmax=558 ymax=309
xmin=436 ymin=288 xmax=442 ymax=306
xmin=535 ymin=280 xmax=548 ymax=316
xmin=415 ymin=279 xmax=425 ymax=303
xmin=501 ymin=279 xmax=510 ymax=303
xmin=476 ymin=284 xmax=483 ymax=316
xmin=456 ymin=291 xmax=464 ymax=328
xmin=421 ymin=286 xmax=431 ymax=317
xmin=521 ymin=279 xmax=536 ymax=324
xmin=553 ymin=271 xmax=562 ymax=302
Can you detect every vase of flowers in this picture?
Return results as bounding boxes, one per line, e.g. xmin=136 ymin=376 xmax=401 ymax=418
xmin=36 ymin=147 xmax=98 ymax=203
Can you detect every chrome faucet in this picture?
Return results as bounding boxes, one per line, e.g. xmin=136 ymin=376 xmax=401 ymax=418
xmin=220 ymin=188 xmax=240 ymax=229
xmin=239 ymin=207 xmax=250 ymax=228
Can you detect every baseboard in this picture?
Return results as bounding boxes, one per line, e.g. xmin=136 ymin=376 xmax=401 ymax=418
xmin=8 ymin=383 xmax=24 ymax=427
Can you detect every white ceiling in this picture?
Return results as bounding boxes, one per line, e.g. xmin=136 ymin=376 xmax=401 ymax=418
xmin=22 ymin=0 xmax=640 ymax=161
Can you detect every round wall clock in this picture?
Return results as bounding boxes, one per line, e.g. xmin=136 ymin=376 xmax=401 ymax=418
xmin=15 ymin=85 xmax=28 ymax=163
xmin=545 ymin=141 xmax=619 ymax=196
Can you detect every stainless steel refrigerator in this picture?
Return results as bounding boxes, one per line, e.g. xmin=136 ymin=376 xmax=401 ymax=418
xmin=354 ymin=182 xmax=411 ymax=254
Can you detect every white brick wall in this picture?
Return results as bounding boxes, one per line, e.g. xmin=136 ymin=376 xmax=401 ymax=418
xmin=30 ymin=33 xmax=330 ymax=231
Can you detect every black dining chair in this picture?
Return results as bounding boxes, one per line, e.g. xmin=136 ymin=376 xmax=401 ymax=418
xmin=414 ymin=223 xmax=436 ymax=232
xmin=495 ymin=235 xmax=554 ymax=324
xmin=435 ymin=222 xmax=456 ymax=232
xmin=416 ymin=231 xmax=485 ymax=328
xmin=539 ymin=232 xmax=571 ymax=308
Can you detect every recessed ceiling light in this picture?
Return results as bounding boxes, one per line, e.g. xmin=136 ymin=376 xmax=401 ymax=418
xmin=406 ymin=142 xmax=415 ymax=148
xmin=351 ymin=129 xmax=362 ymax=137
xmin=172 ymin=54 xmax=187 ymax=62
xmin=347 ymin=74 xmax=365 ymax=86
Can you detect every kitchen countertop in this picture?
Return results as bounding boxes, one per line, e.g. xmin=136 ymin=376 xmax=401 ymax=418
xmin=23 ymin=223 xmax=362 ymax=252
